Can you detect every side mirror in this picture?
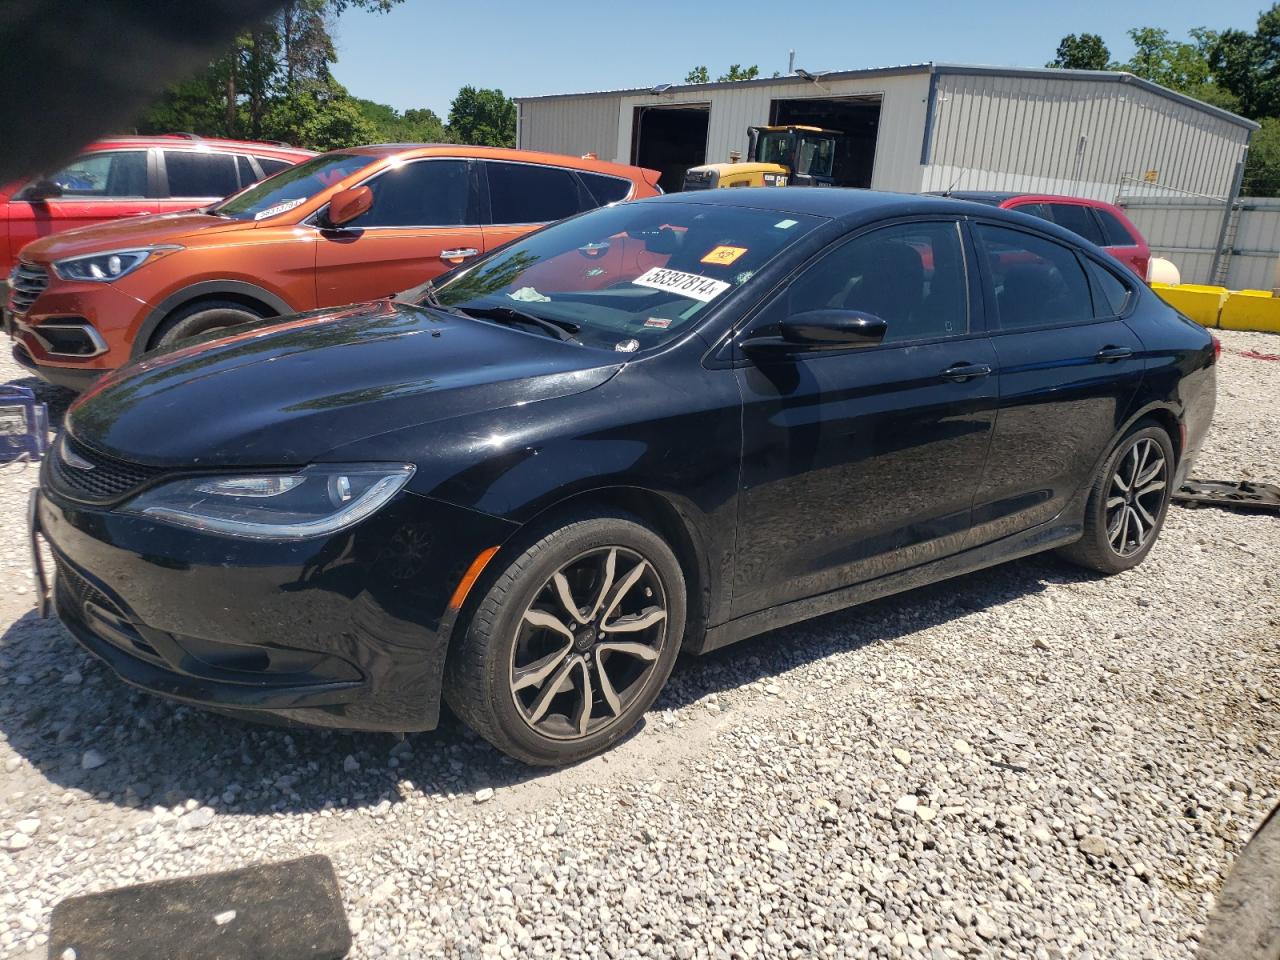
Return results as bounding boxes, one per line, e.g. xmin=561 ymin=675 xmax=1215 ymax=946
xmin=323 ymin=185 xmax=373 ymax=228
xmin=25 ymin=179 xmax=64 ymax=201
xmin=742 ymin=309 xmax=887 ymax=356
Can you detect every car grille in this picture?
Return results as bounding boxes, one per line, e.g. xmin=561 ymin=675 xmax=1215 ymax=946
xmin=54 ymin=553 xmax=164 ymax=664
xmin=8 ymin=262 xmax=49 ymax=315
xmin=47 ymin=436 xmax=166 ymax=504
xmin=54 ymin=552 xmax=118 ymax=616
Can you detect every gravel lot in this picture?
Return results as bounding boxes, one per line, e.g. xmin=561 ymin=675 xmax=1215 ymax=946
xmin=1 ymin=330 xmax=1277 ymax=959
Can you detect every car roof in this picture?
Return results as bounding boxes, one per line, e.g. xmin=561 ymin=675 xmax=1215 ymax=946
xmin=90 ymin=135 xmax=314 ymax=158
xmin=934 ymin=190 xmax=1120 ymax=209
xmin=337 ymin=143 xmax=652 ymax=178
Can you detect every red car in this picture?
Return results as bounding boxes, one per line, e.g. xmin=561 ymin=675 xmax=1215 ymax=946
xmin=1 ymin=134 xmax=313 ymax=276
xmin=939 ymin=192 xmax=1151 ymax=279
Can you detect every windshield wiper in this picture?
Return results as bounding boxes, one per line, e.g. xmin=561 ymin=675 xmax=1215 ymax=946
xmin=462 ymin=305 xmax=581 ymax=343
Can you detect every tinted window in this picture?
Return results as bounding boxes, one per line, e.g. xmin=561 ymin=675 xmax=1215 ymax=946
xmin=578 ymin=171 xmax=633 ymax=206
xmin=1086 ymin=259 xmax=1132 ymax=316
xmin=256 ymin=157 xmax=292 ymax=177
xmin=214 ymin=153 xmax=370 ymax=220
xmin=789 ymin=221 xmax=969 ymax=342
xmin=1047 ymin=203 xmax=1104 ymax=245
xmin=487 ymin=162 xmax=584 ymax=224
xmin=1012 ymin=202 xmax=1052 ymax=224
xmin=357 ymin=159 xmax=470 ymax=227
xmin=977 ymin=224 xmax=1093 ymax=329
xmin=236 ymin=155 xmax=258 ymax=188
xmin=1095 ymin=208 xmax=1138 ymax=247
xmin=164 ymin=151 xmax=239 ymax=198
xmin=44 ymin=151 xmax=147 ymax=198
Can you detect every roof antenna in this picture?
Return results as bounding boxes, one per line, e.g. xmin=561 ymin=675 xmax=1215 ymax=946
xmin=941 ymin=169 xmax=965 ymax=197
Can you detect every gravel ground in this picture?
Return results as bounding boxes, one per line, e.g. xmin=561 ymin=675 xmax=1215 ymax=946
xmin=0 ymin=330 xmax=1277 ymax=959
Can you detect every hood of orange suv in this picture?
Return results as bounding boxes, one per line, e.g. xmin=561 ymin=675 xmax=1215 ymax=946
xmin=19 ymin=210 xmax=256 ymax=264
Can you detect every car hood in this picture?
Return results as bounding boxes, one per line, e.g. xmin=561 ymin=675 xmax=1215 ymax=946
xmin=65 ymin=299 xmax=624 ymax=468
xmin=19 ymin=210 xmax=251 ymax=263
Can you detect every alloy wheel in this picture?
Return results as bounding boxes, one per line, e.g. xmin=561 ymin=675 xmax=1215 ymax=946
xmin=1105 ymin=437 xmax=1167 ymax=557
xmin=509 ymin=546 xmax=668 ymax=740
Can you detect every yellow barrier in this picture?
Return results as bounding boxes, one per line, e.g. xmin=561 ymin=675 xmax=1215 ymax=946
xmin=1151 ymin=283 xmax=1227 ymax=328
xmin=1220 ymin=291 xmax=1280 ymax=333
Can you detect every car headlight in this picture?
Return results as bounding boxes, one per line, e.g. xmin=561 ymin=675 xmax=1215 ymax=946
xmin=118 ymin=463 xmax=415 ymax=539
xmin=52 ymin=245 xmax=182 ymax=283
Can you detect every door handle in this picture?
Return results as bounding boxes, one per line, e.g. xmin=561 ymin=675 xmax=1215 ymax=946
xmin=1095 ymin=345 xmax=1134 ymax=362
xmin=439 ymin=248 xmax=478 ymax=260
xmin=940 ymin=362 xmax=993 ymax=382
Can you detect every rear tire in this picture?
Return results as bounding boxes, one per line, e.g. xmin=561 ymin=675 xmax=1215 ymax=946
xmin=1057 ymin=422 xmax=1175 ymax=574
xmin=444 ymin=511 xmax=685 ymax=766
xmin=149 ymin=299 xmax=265 ymax=351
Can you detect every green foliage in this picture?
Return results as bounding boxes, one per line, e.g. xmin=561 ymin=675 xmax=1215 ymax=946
xmin=1046 ymin=33 xmax=1112 ymax=70
xmin=265 ymin=80 xmax=378 ymax=151
xmin=685 ymin=66 xmax=710 ymax=84
xmin=354 ymin=99 xmax=450 ymax=143
xmin=718 ymin=64 xmax=760 ymax=82
xmin=1243 ymin=115 xmax=1280 ymax=195
xmin=447 ymin=87 xmax=516 ymax=147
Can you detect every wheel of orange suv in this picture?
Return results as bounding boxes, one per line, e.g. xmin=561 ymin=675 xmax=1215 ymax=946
xmin=150 ymin=298 xmax=266 ymax=350
xmin=1057 ymin=421 xmax=1176 ymax=575
xmin=444 ymin=511 xmax=686 ymax=766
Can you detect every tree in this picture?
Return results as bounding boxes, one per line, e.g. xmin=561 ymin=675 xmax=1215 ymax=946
xmin=447 ymin=86 xmax=516 ymax=147
xmin=1244 ymin=116 xmax=1280 ymax=195
xmin=355 ymin=98 xmax=449 ymax=143
xmin=718 ymin=64 xmax=760 ymax=82
xmin=1046 ymin=33 xmax=1112 ymax=71
xmin=685 ymin=66 xmax=710 ymax=84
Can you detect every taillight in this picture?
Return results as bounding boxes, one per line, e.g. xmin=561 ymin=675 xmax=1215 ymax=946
xmin=1211 ymin=335 xmax=1222 ymax=360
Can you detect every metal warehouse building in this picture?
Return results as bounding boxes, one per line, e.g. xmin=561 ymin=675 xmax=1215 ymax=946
xmin=516 ymin=63 xmax=1257 ymax=202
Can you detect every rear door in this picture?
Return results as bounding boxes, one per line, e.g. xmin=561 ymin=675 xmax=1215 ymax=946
xmin=6 ymin=149 xmax=156 ymax=263
xmin=968 ymin=221 xmax=1145 ymax=546
xmin=732 ymin=218 xmax=999 ymax=616
xmin=478 ymin=160 xmax=600 ymax=251
xmin=314 ymin=157 xmax=485 ymax=305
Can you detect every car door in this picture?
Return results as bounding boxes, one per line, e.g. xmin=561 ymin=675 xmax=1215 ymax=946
xmin=478 ymin=160 xmax=596 ymax=251
xmin=158 ymin=149 xmax=242 ymax=213
xmin=967 ymin=221 xmax=1145 ymax=546
xmin=6 ymin=149 xmax=156 ymax=264
xmin=314 ymin=157 xmax=485 ymax=306
xmin=731 ymin=219 xmax=999 ymax=618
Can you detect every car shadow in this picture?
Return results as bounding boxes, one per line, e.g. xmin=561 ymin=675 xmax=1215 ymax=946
xmin=0 ymin=550 xmax=1094 ymax=820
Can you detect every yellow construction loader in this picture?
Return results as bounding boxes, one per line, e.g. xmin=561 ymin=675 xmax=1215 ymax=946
xmin=682 ymin=125 xmax=840 ymax=190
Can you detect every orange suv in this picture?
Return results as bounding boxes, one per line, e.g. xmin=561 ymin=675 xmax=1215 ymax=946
xmin=9 ymin=145 xmax=661 ymax=390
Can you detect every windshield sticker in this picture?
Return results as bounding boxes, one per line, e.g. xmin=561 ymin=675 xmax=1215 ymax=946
xmin=643 ymin=317 xmax=673 ymax=329
xmin=701 ymin=245 xmax=748 ymax=266
xmin=508 ymin=286 xmax=551 ymax=303
xmin=632 ymin=267 xmax=731 ymax=303
xmin=253 ymin=198 xmax=307 ymax=221
xmin=614 ymin=338 xmax=640 ymax=353
xmin=774 ymin=219 xmax=799 ymax=230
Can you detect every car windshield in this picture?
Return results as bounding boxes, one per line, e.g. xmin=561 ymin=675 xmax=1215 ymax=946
xmin=212 ymin=153 xmax=370 ymax=220
xmin=409 ymin=201 xmax=825 ymax=351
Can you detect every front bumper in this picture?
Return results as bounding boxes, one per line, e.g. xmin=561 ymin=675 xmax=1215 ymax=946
xmin=36 ymin=484 xmax=517 ymax=732
xmin=13 ymin=342 xmax=105 ymax=392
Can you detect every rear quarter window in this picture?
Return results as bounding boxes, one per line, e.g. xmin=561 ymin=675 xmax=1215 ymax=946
xmin=1047 ymin=203 xmax=1105 ymax=245
xmin=1095 ymin=208 xmax=1139 ymax=247
xmin=578 ymin=172 xmax=633 ymax=206
xmin=1085 ymin=259 xmax=1133 ymax=317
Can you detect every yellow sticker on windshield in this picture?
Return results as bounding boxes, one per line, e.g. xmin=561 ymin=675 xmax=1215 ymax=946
xmin=701 ymin=245 xmax=748 ymax=266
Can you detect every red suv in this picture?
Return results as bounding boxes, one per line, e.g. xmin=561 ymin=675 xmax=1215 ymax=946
xmin=1 ymin=134 xmax=313 ymax=275
xmin=938 ymin=192 xmax=1150 ymax=279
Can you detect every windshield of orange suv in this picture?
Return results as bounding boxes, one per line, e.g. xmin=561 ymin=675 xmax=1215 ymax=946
xmin=211 ymin=152 xmax=371 ymax=221
xmin=406 ymin=201 xmax=825 ymax=352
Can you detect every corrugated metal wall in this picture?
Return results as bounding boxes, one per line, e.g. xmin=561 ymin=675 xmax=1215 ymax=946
xmin=612 ymin=72 xmax=932 ymax=193
xmin=1122 ymin=196 xmax=1280 ymax=288
xmin=516 ymin=95 xmax=621 ymax=161
xmin=921 ymin=71 xmax=1250 ymax=202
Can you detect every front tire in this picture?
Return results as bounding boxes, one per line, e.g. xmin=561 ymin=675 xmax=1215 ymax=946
xmin=444 ymin=511 xmax=686 ymax=766
xmin=149 ymin=299 xmax=265 ymax=351
xmin=1057 ymin=422 xmax=1175 ymax=574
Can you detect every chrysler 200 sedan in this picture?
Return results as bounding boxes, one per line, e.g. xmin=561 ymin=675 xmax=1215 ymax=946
xmin=34 ymin=189 xmax=1216 ymax=766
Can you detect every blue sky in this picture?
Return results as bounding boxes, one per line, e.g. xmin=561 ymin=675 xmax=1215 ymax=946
xmin=333 ymin=0 xmax=1267 ymax=117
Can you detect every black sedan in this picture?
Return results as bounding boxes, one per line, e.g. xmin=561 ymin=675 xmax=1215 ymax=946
xmin=34 ymin=190 xmax=1217 ymax=766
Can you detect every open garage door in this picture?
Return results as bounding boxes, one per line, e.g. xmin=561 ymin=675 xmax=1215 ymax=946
xmin=770 ymin=96 xmax=881 ymax=188
xmin=632 ymin=104 xmax=709 ymax=194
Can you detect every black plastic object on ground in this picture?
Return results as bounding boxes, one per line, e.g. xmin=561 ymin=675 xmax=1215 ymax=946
xmin=48 ymin=854 xmax=351 ymax=960
xmin=1173 ymin=480 xmax=1280 ymax=514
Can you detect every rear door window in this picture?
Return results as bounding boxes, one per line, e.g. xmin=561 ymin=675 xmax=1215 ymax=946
xmin=357 ymin=158 xmax=472 ymax=227
xmin=1095 ymin=208 xmax=1138 ymax=247
xmin=42 ymin=150 xmax=148 ymax=198
xmin=1046 ymin=203 xmax=1105 ymax=245
xmin=164 ymin=150 xmax=239 ymax=198
xmin=976 ymin=224 xmax=1093 ymax=329
xmin=485 ymin=162 xmax=585 ymax=224
xmin=1010 ymin=202 xmax=1052 ymax=224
